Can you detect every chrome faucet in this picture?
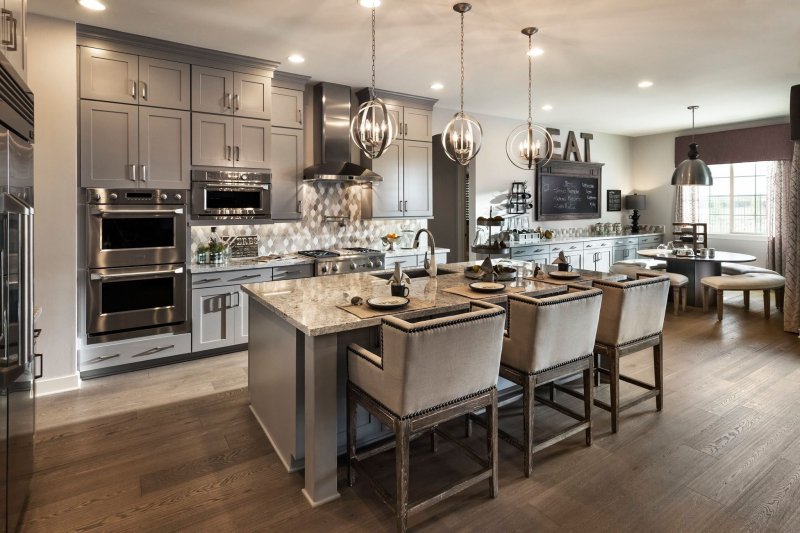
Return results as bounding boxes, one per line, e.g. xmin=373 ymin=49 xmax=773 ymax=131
xmin=413 ymin=229 xmax=437 ymax=278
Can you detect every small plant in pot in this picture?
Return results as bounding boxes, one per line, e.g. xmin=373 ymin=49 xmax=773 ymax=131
xmin=196 ymin=244 xmax=210 ymax=264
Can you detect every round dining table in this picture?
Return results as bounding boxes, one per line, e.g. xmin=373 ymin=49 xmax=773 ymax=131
xmin=637 ymin=249 xmax=757 ymax=307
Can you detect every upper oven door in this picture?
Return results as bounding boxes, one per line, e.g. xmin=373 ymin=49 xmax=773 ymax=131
xmin=87 ymin=204 xmax=187 ymax=268
xmin=191 ymin=182 xmax=270 ymax=218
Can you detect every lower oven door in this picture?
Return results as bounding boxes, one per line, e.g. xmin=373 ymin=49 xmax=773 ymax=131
xmin=87 ymin=264 xmax=187 ymax=343
xmin=191 ymin=182 xmax=270 ymax=219
xmin=88 ymin=204 xmax=187 ymax=268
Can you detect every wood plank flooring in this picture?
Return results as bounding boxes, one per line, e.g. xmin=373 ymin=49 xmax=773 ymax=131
xmin=24 ymin=292 xmax=800 ymax=532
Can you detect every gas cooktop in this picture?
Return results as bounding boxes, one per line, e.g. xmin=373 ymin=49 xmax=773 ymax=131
xmin=297 ymin=250 xmax=339 ymax=258
xmin=297 ymin=248 xmax=385 ymax=276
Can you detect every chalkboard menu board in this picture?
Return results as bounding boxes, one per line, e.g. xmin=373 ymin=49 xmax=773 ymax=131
xmin=607 ymin=189 xmax=622 ymax=212
xmin=536 ymin=160 xmax=603 ymax=221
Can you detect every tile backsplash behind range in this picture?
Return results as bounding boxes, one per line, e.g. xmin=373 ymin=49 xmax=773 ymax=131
xmin=190 ymin=182 xmax=426 ymax=256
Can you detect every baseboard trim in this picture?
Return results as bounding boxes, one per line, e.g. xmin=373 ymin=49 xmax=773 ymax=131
xmin=35 ymin=373 xmax=81 ymax=396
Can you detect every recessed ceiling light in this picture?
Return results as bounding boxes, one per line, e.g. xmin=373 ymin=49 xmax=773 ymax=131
xmin=638 ymin=80 xmax=654 ymax=88
xmin=358 ymin=0 xmax=381 ymax=7
xmin=527 ymin=47 xmax=544 ymax=57
xmin=542 ymin=104 xmax=553 ymax=111
xmin=287 ymin=54 xmax=305 ymax=64
xmin=430 ymin=82 xmax=444 ymax=90
xmin=77 ymin=0 xmax=106 ymax=11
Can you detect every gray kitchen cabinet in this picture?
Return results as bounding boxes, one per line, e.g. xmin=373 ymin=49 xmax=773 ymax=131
xmin=402 ymin=140 xmax=432 ymax=217
xmin=192 ymin=66 xmax=271 ymax=120
xmin=1 ymin=0 xmax=26 ymax=80
xmin=613 ymin=245 xmax=638 ymax=263
xmin=138 ymin=107 xmax=190 ymax=188
xmin=403 ymin=107 xmax=433 ymax=142
xmin=549 ymin=242 xmax=583 ymax=269
xmin=138 ymin=56 xmax=190 ymax=110
xmin=272 ymin=264 xmax=313 ymax=280
xmin=234 ymin=117 xmax=271 ymax=169
xmin=80 ymin=100 xmax=139 ymax=188
xmin=370 ymin=142 xmax=404 ymax=218
xmin=385 ymin=104 xmax=403 ymax=139
xmin=191 ymin=112 xmax=233 ymax=167
xmin=638 ymin=235 xmax=663 ymax=250
xmin=270 ymin=127 xmax=303 ymax=220
xmin=271 ymin=87 xmax=304 ymax=129
xmin=234 ymin=289 xmax=249 ymax=345
xmin=509 ymin=244 xmax=549 ymax=263
xmin=191 ymin=286 xmax=237 ymax=352
xmin=80 ymin=47 xmax=139 ymax=104
xmin=583 ymin=249 xmax=612 ymax=272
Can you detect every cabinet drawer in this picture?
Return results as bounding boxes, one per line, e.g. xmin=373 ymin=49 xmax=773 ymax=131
xmin=80 ymin=333 xmax=192 ymax=371
xmin=639 ymin=235 xmax=662 ymax=245
xmin=192 ymin=268 xmax=272 ymax=288
xmin=272 ymin=264 xmax=313 ymax=280
xmin=583 ymin=239 xmax=614 ymax=249
xmin=510 ymin=245 xmax=549 ymax=258
xmin=549 ymin=242 xmax=583 ymax=253
xmin=613 ymin=237 xmax=639 ymax=247
xmin=386 ymin=256 xmax=418 ymax=268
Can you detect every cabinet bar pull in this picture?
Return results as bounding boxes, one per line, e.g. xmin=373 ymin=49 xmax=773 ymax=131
xmin=230 ymin=292 xmax=241 ymax=308
xmin=225 ymin=92 xmax=232 ymax=109
xmin=0 ymin=10 xmax=11 ymax=46
xmin=297 ymin=200 xmax=302 ymax=213
xmin=131 ymin=80 xmax=137 ymax=99
xmin=129 ymin=164 xmax=137 ymax=181
xmin=132 ymin=345 xmax=174 ymax=358
xmin=230 ymin=273 xmax=261 ymax=281
xmin=194 ymin=277 xmax=222 ymax=284
xmin=273 ymin=270 xmax=301 ymax=278
xmin=140 ymin=164 xmax=147 ymax=182
xmin=235 ymin=146 xmax=240 ymax=161
xmin=88 ymin=353 xmax=121 ymax=364
xmin=298 ymin=108 xmax=302 ymax=124
xmin=404 ymin=200 xmax=408 ymax=211
xmin=234 ymin=94 xmax=240 ymax=110
xmin=141 ymin=81 xmax=148 ymax=100
xmin=34 ymin=354 xmax=43 ymax=379
xmin=6 ymin=11 xmax=16 ymax=52
xmin=398 ymin=200 xmax=402 ymax=212
xmin=226 ymin=145 xmax=232 ymax=161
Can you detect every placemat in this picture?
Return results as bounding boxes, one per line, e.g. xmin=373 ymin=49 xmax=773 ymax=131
xmin=337 ymin=298 xmax=436 ymax=319
xmin=441 ymin=284 xmax=527 ymax=300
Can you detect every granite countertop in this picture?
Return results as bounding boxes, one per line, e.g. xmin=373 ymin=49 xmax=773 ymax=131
xmin=189 ymin=255 xmax=315 ymax=273
xmin=505 ymin=232 xmax=663 ymax=248
xmin=384 ymin=247 xmax=450 ymax=258
xmin=242 ymin=263 xmax=564 ymax=337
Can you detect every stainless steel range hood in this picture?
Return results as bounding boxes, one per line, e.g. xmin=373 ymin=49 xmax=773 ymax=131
xmin=303 ymin=83 xmax=382 ymax=183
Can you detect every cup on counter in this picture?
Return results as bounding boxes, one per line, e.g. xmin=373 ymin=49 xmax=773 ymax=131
xmin=391 ymin=283 xmax=410 ymax=297
xmin=557 ymin=263 xmax=574 ymax=272
xmin=707 ymin=248 xmax=715 ymax=258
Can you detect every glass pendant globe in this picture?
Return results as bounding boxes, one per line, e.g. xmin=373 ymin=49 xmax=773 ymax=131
xmin=505 ymin=122 xmax=554 ymax=169
xmin=442 ymin=111 xmax=483 ymax=166
xmin=350 ymin=98 xmax=396 ymax=160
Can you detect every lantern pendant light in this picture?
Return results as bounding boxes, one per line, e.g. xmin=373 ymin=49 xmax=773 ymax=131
xmin=671 ymin=105 xmax=713 ymax=186
xmin=506 ymin=27 xmax=553 ymax=170
xmin=350 ymin=4 xmax=395 ymax=160
xmin=442 ymin=3 xmax=483 ymax=166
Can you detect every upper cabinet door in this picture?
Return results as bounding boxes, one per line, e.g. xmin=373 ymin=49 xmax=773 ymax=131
xmin=233 ymin=72 xmax=271 ymax=120
xmin=2 ymin=0 xmax=26 ymax=80
xmin=402 ymin=140 xmax=432 ymax=217
xmin=233 ymin=117 xmax=271 ymax=169
xmin=80 ymin=101 xmax=139 ymax=188
xmin=404 ymin=108 xmax=432 ymax=142
xmin=270 ymin=127 xmax=303 ymax=220
xmin=385 ymin=104 xmax=403 ymax=140
xmin=80 ymin=47 xmax=139 ymax=104
xmin=138 ymin=57 xmax=190 ymax=110
xmin=271 ymin=87 xmax=303 ymax=129
xmin=139 ymin=107 xmax=190 ymax=189
xmin=369 ymin=142 xmax=403 ymax=218
xmin=191 ymin=66 xmax=233 ymax=115
xmin=191 ymin=112 xmax=233 ymax=168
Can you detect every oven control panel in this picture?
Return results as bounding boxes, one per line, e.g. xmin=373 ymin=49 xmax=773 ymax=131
xmin=87 ymin=189 xmax=186 ymax=205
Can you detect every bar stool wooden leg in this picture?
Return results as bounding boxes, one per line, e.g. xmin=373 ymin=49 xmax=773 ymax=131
xmin=594 ymin=353 xmax=600 ymax=387
xmin=395 ymin=420 xmax=410 ymax=533
xmin=610 ymin=349 xmax=620 ymax=434
xmin=778 ymin=288 xmax=785 ymax=310
xmin=583 ymin=367 xmax=593 ymax=446
xmin=672 ymin=287 xmax=679 ymax=316
xmin=763 ymin=290 xmax=771 ymax=318
xmin=654 ymin=336 xmax=664 ymax=412
xmin=523 ymin=375 xmax=535 ymax=477
xmin=716 ymin=290 xmax=724 ymax=321
xmin=681 ymin=286 xmax=687 ymax=311
xmin=703 ymin=285 xmax=710 ymax=312
xmin=487 ymin=390 xmax=499 ymax=498
xmin=430 ymin=428 xmax=437 ymax=453
xmin=743 ymin=290 xmax=750 ymax=309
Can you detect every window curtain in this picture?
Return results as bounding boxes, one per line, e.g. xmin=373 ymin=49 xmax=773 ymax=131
xmin=767 ymin=148 xmax=800 ymax=334
xmin=673 ymin=185 xmax=701 ymax=223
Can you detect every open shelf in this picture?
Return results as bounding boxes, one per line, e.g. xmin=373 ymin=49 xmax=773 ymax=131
xmin=672 ymin=222 xmax=707 ymax=251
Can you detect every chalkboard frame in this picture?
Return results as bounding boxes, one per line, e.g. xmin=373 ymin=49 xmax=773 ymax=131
xmin=607 ymin=189 xmax=622 ymax=212
xmin=536 ymin=160 xmax=604 ymax=221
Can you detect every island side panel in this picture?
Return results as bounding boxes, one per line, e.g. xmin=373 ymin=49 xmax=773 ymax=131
xmin=248 ymin=301 xmax=305 ymax=472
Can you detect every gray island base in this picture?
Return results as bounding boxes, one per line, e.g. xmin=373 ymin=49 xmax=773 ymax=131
xmin=242 ymin=264 xmax=570 ymax=507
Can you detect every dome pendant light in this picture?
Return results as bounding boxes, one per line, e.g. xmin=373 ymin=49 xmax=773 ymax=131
xmin=350 ymin=4 xmax=395 ymax=160
xmin=442 ymin=3 xmax=483 ymax=166
xmin=506 ymin=27 xmax=553 ymax=170
xmin=671 ymin=105 xmax=713 ymax=186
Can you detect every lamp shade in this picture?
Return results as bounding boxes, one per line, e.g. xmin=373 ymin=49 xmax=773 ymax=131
xmin=671 ymin=143 xmax=713 ymax=186
xmin=624 ymin=194 xmax=646 ymax=210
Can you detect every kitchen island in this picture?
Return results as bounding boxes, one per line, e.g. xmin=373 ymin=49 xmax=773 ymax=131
xmin=241 ymin=264 xmax=570 ymax=507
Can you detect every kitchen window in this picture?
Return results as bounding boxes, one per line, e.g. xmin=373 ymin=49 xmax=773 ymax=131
xmin=697 ymin=161 xmax=770 ymax=235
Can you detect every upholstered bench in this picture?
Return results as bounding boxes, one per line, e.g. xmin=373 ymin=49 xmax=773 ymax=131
xmin=720 ymin=263 xmax=779 ymax=276
xmin=701 ymin=273 xmax=786 ymax=320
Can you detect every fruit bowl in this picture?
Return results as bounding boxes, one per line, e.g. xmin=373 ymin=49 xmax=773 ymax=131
xmin=381 ymin=234 xmax=400 ymax=251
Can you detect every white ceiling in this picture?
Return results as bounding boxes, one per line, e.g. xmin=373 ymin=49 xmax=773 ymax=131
xmin=30 ymin=0 xmax=799 ymax=136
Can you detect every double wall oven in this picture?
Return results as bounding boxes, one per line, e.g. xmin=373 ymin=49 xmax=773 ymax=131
xmin=86 ymin=189 xmax=188 ymax=344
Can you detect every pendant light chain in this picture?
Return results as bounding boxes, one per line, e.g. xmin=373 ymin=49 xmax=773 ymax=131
xmin=370 ymin=6 xmax=376 ymax=100
xmin=527 ymin=33 xmax=532 ymax=125
xmin=459 ymin=10 xmax=465 ymax=114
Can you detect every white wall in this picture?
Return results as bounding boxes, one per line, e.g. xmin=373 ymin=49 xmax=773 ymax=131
xmin=432 ymin=108 xmax=635 ymax=232
xmin=28 ymin=15 xmax=80 ymax=395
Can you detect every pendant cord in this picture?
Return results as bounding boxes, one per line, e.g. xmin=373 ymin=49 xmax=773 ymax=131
xmin=527 ymin=33 xmax=532 ymax=125
xmin=370 ymin=6 xmax=376 ymax=100
xmin=459 ymin=10 xmax=465 ymax=114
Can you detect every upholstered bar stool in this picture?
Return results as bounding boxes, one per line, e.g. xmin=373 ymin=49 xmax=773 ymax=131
xmin=637 ymin=271 xmax=689 ymax=315
xmin=347 ymin=301 xmax=506 ymax=532
xmin=591 ymin=276 xmax=670 ymax=433
xmin=497 ymin=288 xmax=603 ymax=477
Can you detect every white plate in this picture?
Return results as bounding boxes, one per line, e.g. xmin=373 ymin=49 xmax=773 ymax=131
xmin=548 ymin=271 xmax=581 ymax=279
xmin=366 ymin=296 xmax=410 ymax=310
xmin=469 ymin=282 xmax=506 ymax=293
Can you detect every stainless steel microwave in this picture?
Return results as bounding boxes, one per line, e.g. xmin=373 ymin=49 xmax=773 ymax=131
xmin=191 ymin=169 xmax=271 ymax=220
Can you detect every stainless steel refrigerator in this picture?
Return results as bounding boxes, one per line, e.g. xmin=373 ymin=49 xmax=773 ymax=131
xmin=0 ymin=52 xmax=34 ymax=533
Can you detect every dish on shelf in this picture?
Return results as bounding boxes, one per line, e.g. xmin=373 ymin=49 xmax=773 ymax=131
xmin=547 ymin=271 xmax=581 ymax=280
xmin=366 ymin=296 xmax=410 ymax=310
xmin=469 ymin=282 xmax=506 ymax=293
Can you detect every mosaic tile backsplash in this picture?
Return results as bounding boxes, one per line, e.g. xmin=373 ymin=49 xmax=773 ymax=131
xmin=190 ymin=182 xmax=427 ymax=256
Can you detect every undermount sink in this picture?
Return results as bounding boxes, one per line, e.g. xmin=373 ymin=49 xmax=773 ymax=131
xmin=372 ymin=267 xmax=451 ymax=280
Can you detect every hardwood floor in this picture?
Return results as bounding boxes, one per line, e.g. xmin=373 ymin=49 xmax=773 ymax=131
xmin=24 ymin=292 xmax=800 ymax=532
